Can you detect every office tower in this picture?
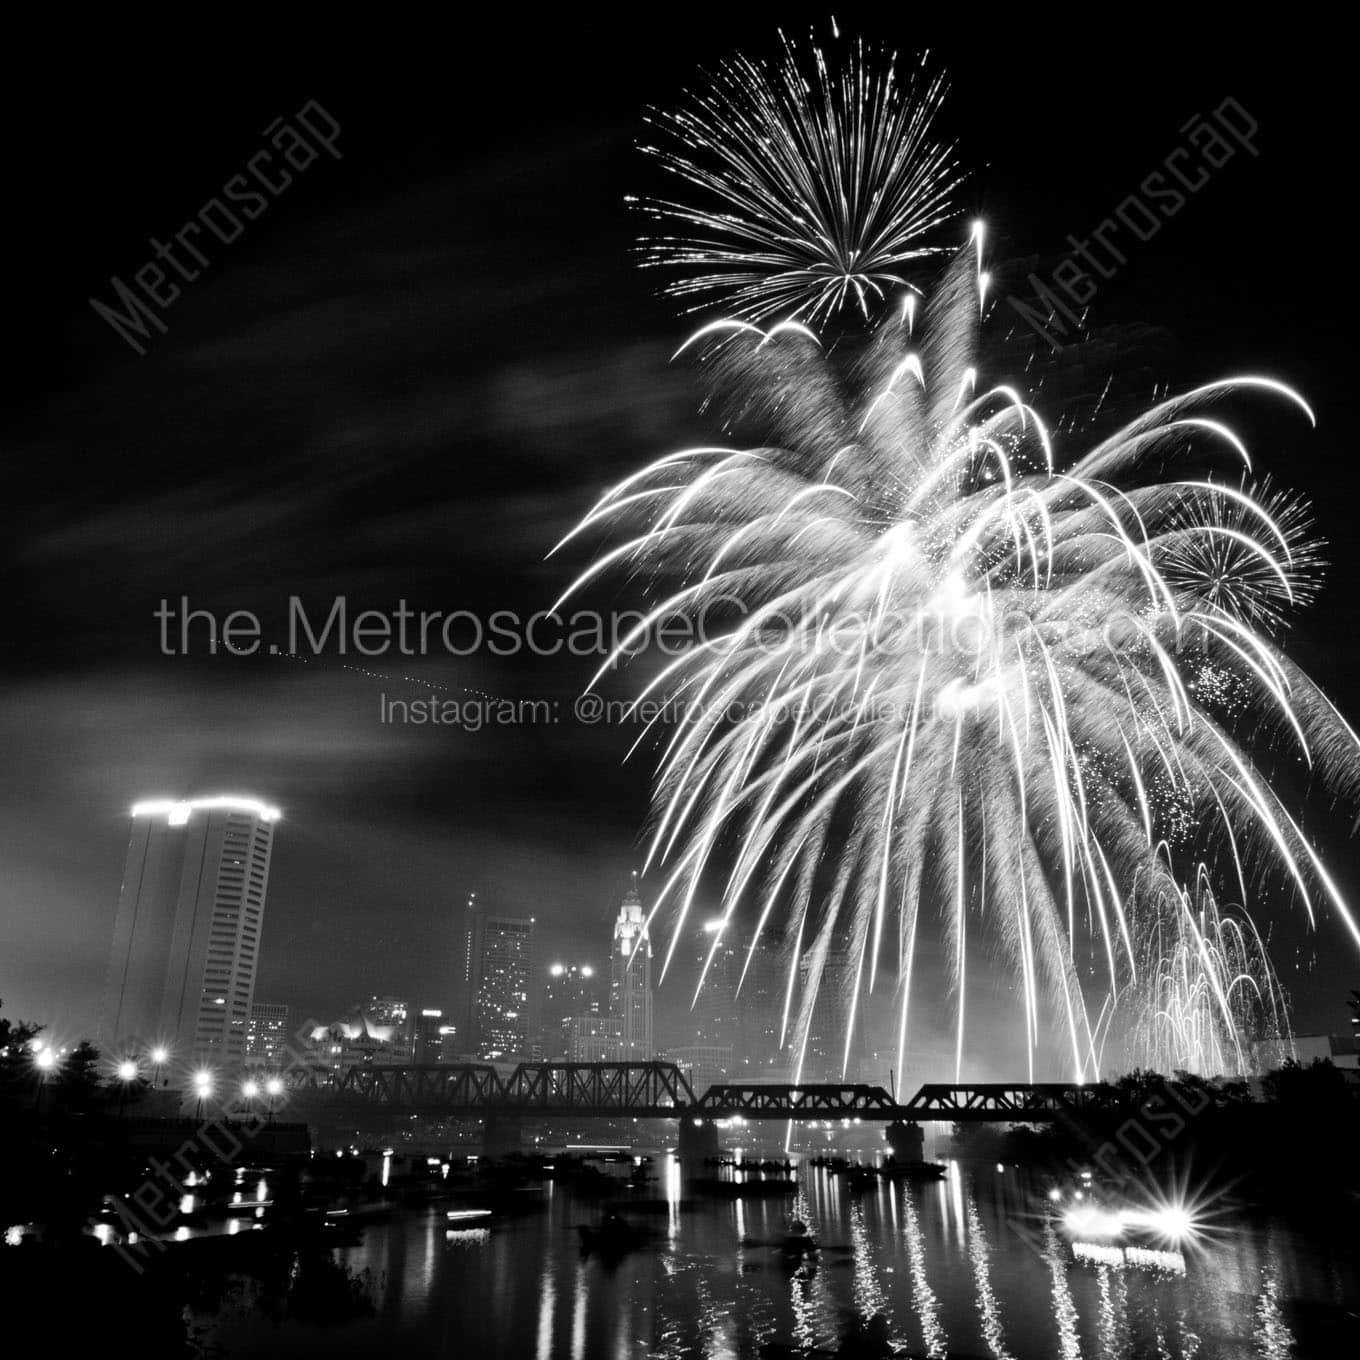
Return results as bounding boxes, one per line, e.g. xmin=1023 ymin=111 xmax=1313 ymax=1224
xmin=738 ymin=929 xmax=788 ymax=1078
xmin=540 ymin=962 xmax=599 ymax=1060
xmin=664 ymin=919 xmax=739 ymax=1090
xmin=470 ymin=912 xmax=535 ymax=1060
xmin=610 ymin=875 xmax=653 ymax=1060
xmin=246 ymin=1002 xmax=290 ymax=1066
xmin=413 ymin=1008 xmax=446 ymax=1064
xmin=691 ymin=920 xmax=738 ymax=1049
xmin=669 ymin=1043 xmax=731 ymax=1094
xmin=101 ymin=796 xmax=277 ymax=1069
xmin=569 ymin=1014 xmax=624 ymax=1062
xmin=456 ymin=891 xmax=481 ymax=1047
xmin=796 ymin=945 xmax=862 ymax=1082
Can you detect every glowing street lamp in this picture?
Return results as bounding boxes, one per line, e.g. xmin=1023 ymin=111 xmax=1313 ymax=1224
xmin=115 ymin=1058 xmax=139 ymax=1116
xmin=32 ymin=1046 xmax=58 ymax=1113
xmin=193 ymin=1069 xmax=214 ymax=1123
xmin=149 ymin=1046 xmax=170 ymax=1087
xmin=241 ymin=1078 xmax=259 ymax=1115
xmin=263 ymin=1075 xmax=283 ymax=1122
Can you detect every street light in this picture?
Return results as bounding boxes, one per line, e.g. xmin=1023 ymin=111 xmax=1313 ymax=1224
xmin=241 ymin=1079 xmax=259 ymax=1116
xmin=149 ymin=1046 xmax=169 ymax=1087
xmin=265 ymin=1075 xmax=283 ymax=1123
xmin=193 ymin=1069 xmax=214 ymax=1124
xmin=33 ymin=1046 xmax=58 ymax=1113
xmin=116 ymin=1059 xmax=139 ymax=1116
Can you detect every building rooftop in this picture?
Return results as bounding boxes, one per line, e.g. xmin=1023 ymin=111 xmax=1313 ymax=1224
xmin=131 ymin=795 xmax=281 ymax=824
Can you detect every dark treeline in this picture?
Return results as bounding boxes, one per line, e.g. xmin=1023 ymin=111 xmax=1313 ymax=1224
xmin=951 ymin=1063 xmax=1360 ymax=1211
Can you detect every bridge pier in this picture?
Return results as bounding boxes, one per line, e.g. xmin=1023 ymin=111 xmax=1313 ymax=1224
xmin=481 ymin=1114 xmax=524 ymax=1158
xmin=677 ymin=1114 xmax=722 ymax=1162
xmin=885 ymin=1120 xmax=925 ymax=1162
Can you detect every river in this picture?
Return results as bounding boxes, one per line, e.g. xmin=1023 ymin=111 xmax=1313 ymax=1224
xmin=192 ymin=1157 xmax=1359 ymax=1358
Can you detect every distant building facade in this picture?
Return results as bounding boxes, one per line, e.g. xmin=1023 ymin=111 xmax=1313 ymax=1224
xmin=101 ymin=796 xmax=277 ymax=1069
xmin=413 ymin=1008 xmax=447 ymax=1064
xmin=736 ymin=929 xmax=789 ymax=1079
xmin=669 ymin=1043 xmax=732 ymax=1094
xmin=541 ymin=962 xmax=600 ymax=1060
xmin=796 ymin=945 xmax=863 ymax=1082
xmin=690 ymin=921 xmax=738 ymax=1050
xmin=569 ymin=1014 xmax=624 ymax=1062
xmin=361 ymin=995 xmax=412 ymax=1062
xmin=246 ymin=1002 xmax=290 ymax=1066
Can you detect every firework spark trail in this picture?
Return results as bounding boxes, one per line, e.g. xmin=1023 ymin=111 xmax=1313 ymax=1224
xmin=1115 ymin=873 xmax=1290 ymax=1076
xmin=632 ymin=30 xmax=963 ymax=323
xmin=564 ymin=38 xmax=1360 ymax=1081
xmin=558 ymin=223 xmax=1360 ymax=1081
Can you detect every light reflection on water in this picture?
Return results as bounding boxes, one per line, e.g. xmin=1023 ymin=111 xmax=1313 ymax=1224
xmin=198 ymin=1157 xmax=1355 ymax=1358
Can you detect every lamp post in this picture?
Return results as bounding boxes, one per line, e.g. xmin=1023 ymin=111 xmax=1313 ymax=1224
xmin=33 ymin=1046 xmax=57 ymax=1113
xmin=193 ymin=1069 xmax=214 ymax=1125
xmin=116 ymin=1059 xmax=138 ymax=1118
xmin=149 ymin=1046 xmax=169 ymax=1088
xmin=265 ymin=1076 xmax=283 ymax=1124
xmin=241 ymin=1079 xmax=259 ymax=1118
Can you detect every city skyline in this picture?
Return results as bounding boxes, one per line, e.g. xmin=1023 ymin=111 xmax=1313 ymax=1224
xmin=89 ymin=815 xmax=862 ymax=1083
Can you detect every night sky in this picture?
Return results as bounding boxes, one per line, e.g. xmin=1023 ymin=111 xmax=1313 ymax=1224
xmin=4 ymin=5 xmax=1356 ymax=1057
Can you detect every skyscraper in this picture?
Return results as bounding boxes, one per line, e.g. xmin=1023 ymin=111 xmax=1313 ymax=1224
xmin=796 ymin=944 xmax=862 ymax=1082
xmin=738 ymin=928 xmax=788 ymax=1078
xmin=691 ymin=920 xmax=738 ymax=1049
xmin=667 ymin=919 xmax=737 ymax=1090
xmin=462 ymin=905 xmax=536 ymax=1060
xmin=101 ymin=796 xmax=278 ymax=1069
xmin=456 ymin=890 xmax=481 ymax=1046
xmin=246 ymin=1002 xmax=289 ymax=1066
xmin=540 ymin=962 xmax=599 ymax=1060
xmin=610 ymin=875 xmax=653 ymax=1060
xmin=413 ymin=1008 xmax=447 ymax=1064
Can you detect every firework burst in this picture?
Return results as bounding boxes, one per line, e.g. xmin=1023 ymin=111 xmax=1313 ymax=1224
xmin=557 ymin=232 xmax=1360 ymax=1088
xmin=1107 ymin=875 xmax=1290 ymax=1078
xmin=631 ymin=30 xmax=963 ymax=324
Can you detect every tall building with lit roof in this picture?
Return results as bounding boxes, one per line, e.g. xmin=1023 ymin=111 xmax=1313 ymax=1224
xmin=610 ymin=874 xmax=653 ymax=1060
xmin=100 ymin=796 xmax=277 ymax=1069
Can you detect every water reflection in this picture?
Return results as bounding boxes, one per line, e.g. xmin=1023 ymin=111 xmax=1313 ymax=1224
xmin=1045 ymin=1221 xmax=1084 ymax=1360
xmin=902 ymin=1185 xmax=948 ymax=1358
xmin=966 ymin=1190 xmax=1015 ymax=1359
xmin=190 ymin=1160 xmax=1357 ymax=1359
xmin=1254 ymin=1235 xmax=1296 ymax=1360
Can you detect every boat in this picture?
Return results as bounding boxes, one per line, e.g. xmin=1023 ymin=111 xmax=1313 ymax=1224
xmin=576 ymin=1213 xmax=653 ymax=1256
xmin=445 ymin=1207 xmax=495 ymax=1225
xmin=879 ymin=1160 xmax=947 ymax=1181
